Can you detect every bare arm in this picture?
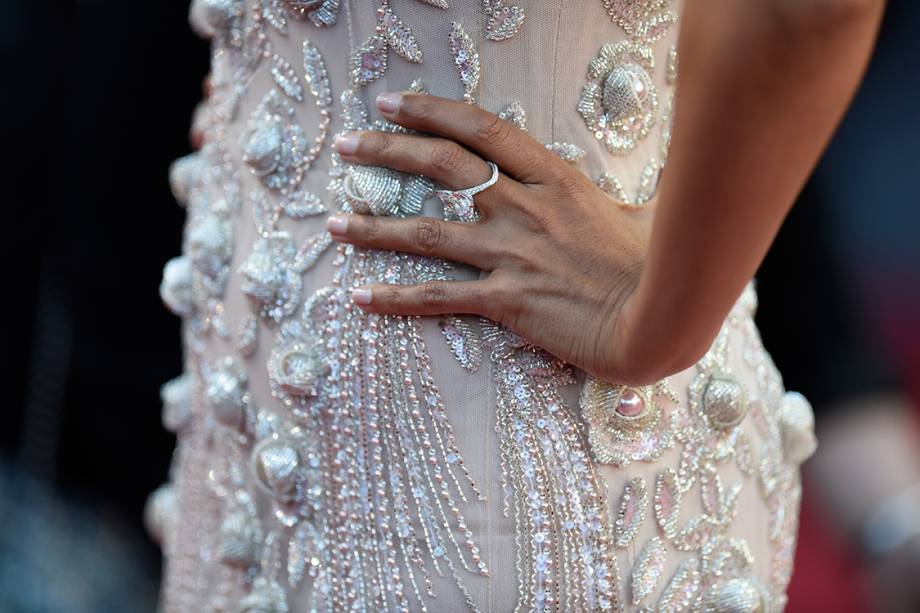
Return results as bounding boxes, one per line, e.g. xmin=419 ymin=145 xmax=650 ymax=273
xmin=620 ymin=0 xmax=887 ymax=380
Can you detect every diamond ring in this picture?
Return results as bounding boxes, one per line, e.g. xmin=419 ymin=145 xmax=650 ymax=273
xmin=435 ymin=161 xmax=499 ymax=223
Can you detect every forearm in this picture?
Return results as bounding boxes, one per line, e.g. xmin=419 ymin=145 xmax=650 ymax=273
xmin=623 ymin=0 xmax=885 ymax=381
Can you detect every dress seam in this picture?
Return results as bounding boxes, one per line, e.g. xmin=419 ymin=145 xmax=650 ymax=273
xmin=549 ymin=0 xmax=564 ymax=143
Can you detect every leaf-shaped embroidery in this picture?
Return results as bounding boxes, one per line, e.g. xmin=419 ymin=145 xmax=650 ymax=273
xmin=717 ymin=482 xmax=743 ymax=527
xmin=671 ymin=516 xmax=718 ymax=552
xmin=284 ymin=191 xmax=326 ymax=218
xmin=285 ymin=0 xmax=340 ymax=27
xmin=614 ymin=476 xmax=648 ymax=548
xmin=449 ymin=22 xmax=480 ymax=103
xmin=597 ymin=161 xmax=659 ymax=207
xmin=303 ymin=40 xmax=332 ymax=106
xmin=666 ymin=44 xmax=679 ymax=85
xmin=654 ymin=468 xmax=682 ymax=539
xmin=408 ymin=77 xmax=428 ymax=93
xmin=546 ymin=142 xmax=586 ymax=162
xmin=734 ymin=431 xmax=755 ymax=476
xmin=636 ymin=159 xmax=660 ymax=203
xmin=261 ymin=0 xmax=288 ymax=33
xmin=351 ymin=35 xmax=388 ymax=87
xmin=237 ymin=312 xmax=259 ymax=358
xmin=271 ymin=54 xmax=305 ymax=102
xmin=602 ymin=0 xmax=675 ymax=42
xmin=381 ymin=7 xmax=423 ymax=63
xmin=597 ymin=172 xmax=629 ymax=203
xmin=245 ymin=20 xmax=269 ymax=71
xmin=701 ymin=536 xmax=754 ymax=579
xmin=632 ymin=536 xmax=668 ymax=605
xmin=293 ymin=231 xmax=333 ymax=272
xmin=479 ymin=318 xmax=523 ymax=361
xmin=485 ymin=2 xmax=525 ymax=41
xmin=699 ymin=464 xmax=723 ymax=517
xmin=417 ymin=0 xmax=448 ymax=7
xmin=658 ymin=556 xmax=701 ymax=611
xmin=440 ymin=316 xmax=483 ymax=373
xmin=287 ymin=521 xmax=321 ymax=588
xmin=498 ymin=101 xmax=527 ymax=131
xmin=340 ymin=90 xmax=370 ymax=131
xmin=250 ymin=187 xmax=275 ymax=233
xmin=287 ymin=528 xmax=306 ymax=588
xmin=675 ymin=438 xmax=704 ymax=492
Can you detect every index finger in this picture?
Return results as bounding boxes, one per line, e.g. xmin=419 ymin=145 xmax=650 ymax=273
xmin=374 ymin=92 xmax=563 ymax=184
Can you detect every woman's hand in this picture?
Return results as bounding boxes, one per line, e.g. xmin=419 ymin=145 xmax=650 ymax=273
xmin=327 ymin=92 xmax=659 ymax=384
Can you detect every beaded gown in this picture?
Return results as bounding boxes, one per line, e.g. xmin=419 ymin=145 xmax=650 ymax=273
xmin=149 ymin=1 xmax=818 ymax=611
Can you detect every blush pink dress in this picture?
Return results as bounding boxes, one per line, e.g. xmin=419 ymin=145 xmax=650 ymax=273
xmin=148 ymin=1 xmax=817 ymax=611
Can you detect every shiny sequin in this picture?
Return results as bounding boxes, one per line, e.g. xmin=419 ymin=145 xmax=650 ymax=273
xmin=658 ymin=556 xmax=701 ymax=611
xmin=546 ymin=141 xmax=587 ymax=162
xmin=613 ymin=476 xmax=648 ymax=548
xmin=284 ymin=0 xmax=339 ymax=27
xmin=597 ymin=157 xmax=660 ymax=209
xmin=498 ymin=100 xmax=527 ymax=131
xmin=602 ymin=0 xmax=676 ymax=42
xmin=581 ymin=378 xmax=681 ymax=466
xmin=449 ymin=22 xmax=481 ymax=103
xmin=578 ymin=41 xmax=658 ymax=155
xmin=483 ymin=1 xmax=525 ymax=41
xmin=157 ymin=3 xmax=813 ymax=611
xmin=348 ymin=0 xmax=446 ymax=88
xmin=632 ymin=536 xmax=668 ymax=605
xmin=440 ymin=315 xmax=483 ymax=373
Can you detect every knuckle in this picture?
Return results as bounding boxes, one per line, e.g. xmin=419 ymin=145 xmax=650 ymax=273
xmin=486 ymin=276 xmax=519 ymax=322
xmin=383 ymin=285 xmax=403 ymax=307
xmin=554 ymin=171 xmax=588 ymax=198
xmin=475 ymin=113 xmax=512 ymax=147
xmin=518 ymin=201 xmax=556 ymax=234
xmin=400 ymin=93 xmax=436 ymax=120
xmin=368 ymin=132 xmax=394 ymax=158
xmin=491 ymin=243 xmax=519 ymax=268
xmin=429 ymin=142 xmax=466 ymax=177
xmin=502 ymin=241 xmax=537 ymax=272
xmin=361 ymin=215 xmax=381 ymax=241
xmin=499 ymin=296 xmax=525 ymax=328
xmin=478 ymin=285 xmax=502 ymax=321
xmin=420 ymin=282 xmax=450 ymax=309
xmin=412 ymin=218 xmax=444 ymax=254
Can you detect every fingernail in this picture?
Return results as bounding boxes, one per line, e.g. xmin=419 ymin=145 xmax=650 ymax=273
xmin=326 ymin=214 xmax=348 ymax=234
xmin=334 ymin=132 xmax=359 ymax=155
xmin=376 ymin=92 xmax=401 ymax=114
xmin=351 ymin=287 xmax=372 ymax=305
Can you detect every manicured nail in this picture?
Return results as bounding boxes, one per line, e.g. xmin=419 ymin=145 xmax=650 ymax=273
xmin=334 ymin=132 xmax=359 ymax=155
xmin=326 ymin=214 xmax=348 ymax=234
xmin=376 ymin=92 xmax=401 ymax=114
xmin=351 ymin=287 xmax=373 ymax=305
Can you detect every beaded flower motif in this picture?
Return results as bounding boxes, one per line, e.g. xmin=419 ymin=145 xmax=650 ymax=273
xmin=580 ymin=376 xmax=682 ymax=466
xmin=578 ymin=40 xmax=658 ymax=155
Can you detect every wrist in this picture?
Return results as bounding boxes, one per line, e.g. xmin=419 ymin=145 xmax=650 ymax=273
xmin=611 ymin=279 xmax=715 ymax=385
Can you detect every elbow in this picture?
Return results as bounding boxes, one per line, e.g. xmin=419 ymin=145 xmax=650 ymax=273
xmin=771 ymin=0 xmax=885 ymax=42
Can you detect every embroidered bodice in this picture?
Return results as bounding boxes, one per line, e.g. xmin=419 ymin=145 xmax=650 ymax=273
xmin=149 ymin=1 xmax=817 ymax=611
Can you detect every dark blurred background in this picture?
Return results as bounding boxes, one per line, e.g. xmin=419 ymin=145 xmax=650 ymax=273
xmin=2 ymin=1 xmax=919 ymax=611
xmin=3 ymin=2 xmax=207 ymax=610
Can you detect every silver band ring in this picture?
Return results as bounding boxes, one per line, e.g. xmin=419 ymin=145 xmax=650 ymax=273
xmin=435 ymin=161 xmax=499 ymax=223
